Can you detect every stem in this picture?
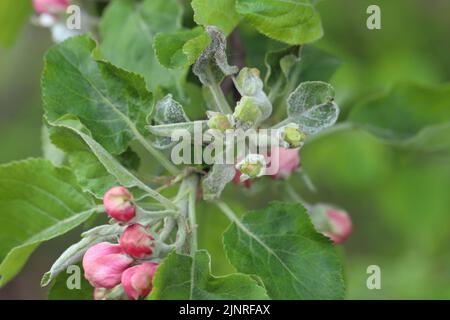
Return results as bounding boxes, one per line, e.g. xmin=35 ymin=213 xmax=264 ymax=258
xmin=216 ymin=201 xmax=240 ymax=224
xmin=285 ymin=182 xmax=312 ymax=211
xmin=135 ymin=133 xmax=180 ymax=176
xmin=208 ymin=82 xmax=233 ymax=114
xmin=187 ymin=175 xmax=199 ymax=256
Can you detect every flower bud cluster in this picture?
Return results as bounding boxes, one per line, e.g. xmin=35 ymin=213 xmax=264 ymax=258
xmin=83 ymin=186 xmax=159 ymax=300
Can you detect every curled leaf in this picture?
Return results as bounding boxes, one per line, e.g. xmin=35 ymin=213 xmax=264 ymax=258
xmin=202 ymin=164 xmax=236 ymax=201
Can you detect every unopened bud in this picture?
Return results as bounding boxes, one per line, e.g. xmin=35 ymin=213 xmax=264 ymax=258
xmin=119 ymin=224 xmax=154 ymax=259
xmin=310 ymin=205 xmax=352 ymax=244
xmin=233 ymin=97 xmax=262 ymax=128
xmin=236 ymin=154 xmax=266 ymax=181
xmin=121 ymin=262 xmax=159 ymax=300
xmin=207 ymin=111 xmax=233 ymax=132
xmin=269 ymin=147 xmax=300 ymax=179
xmin=82 ymin=242 xmax=133 ymax=289
xmin=103 ymin=186 xmax=136 ymax=222
xmin=280 ymin=124 xmax=307 ymax=148
xmin=234 ymin=67 xmax=263 ymax=96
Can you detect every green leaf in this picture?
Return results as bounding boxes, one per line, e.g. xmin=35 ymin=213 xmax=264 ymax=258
xmin=149 ymin=250 xmax=269 ymax=299
xmin=48 ymin=264 xmax=93 ymax=300
xmin=0 ymin=159 xmax=95 ymax=287
xmin=42 ymin=35 xmax=153 ymax=156
xmin=349 ymin=82 xmax=450 ymax=151
xmin=223 ymin=202 xmax=345 ymax=299
xmin=154 ymin=27 xmax=211 ymax=69
xmin=236 ymin=0 xmax=323 ymax=45
xmin=193 ymin=26 xmax=238 ymax=86
xmin=0 ymin=0 xmax=31 ymax=47
xmin=49 ymin=116 xmax=176 ymax=210
xmin=99 ymin=0 xmax=185 ymax=92
xmin=191 ymin=0 xmax=241 ymax=35
xmin=41 ymin=125 xmax=65 ymax=166
xmin=285 ymin=81 xmax=339 ymax=134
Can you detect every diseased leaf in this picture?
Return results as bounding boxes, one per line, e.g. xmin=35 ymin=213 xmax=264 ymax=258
xmin=0 ymin=159 xmax=96 ymax=287
xmin=202 ymin=164 xmax=236 ymax=201
xmin=149 ymin=250 xmax=268 ymax=299
xmin=223 ymin=202 xmax=345 ymax=299
xmin=191 ymin=0 xmax=241 ymax=35
xmin=154 ymin=27 xmax=211 ymax=69
xmin=193 ymin=26 xmax=238 ymax=86
xmin=284 ymin=81 xmax=339 ymax=134
xmin=49 ymin=116 xmax=176 ymax=210
xmin=99 ymin=0 xmax=186 ymax=92
xmin=349 ymin=82 xmax=450 ymax=151
xmin=236 ymin=0 xmax=323 ymax=45
xmin=42 ymin=35 xmax=153 ymax=155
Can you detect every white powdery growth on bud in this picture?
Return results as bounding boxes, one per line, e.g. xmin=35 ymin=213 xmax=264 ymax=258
xmin=119 ymin=224 xmax=154 ymax=259
xmin=278 ymin=123 xmax=307 ymax=149
xmin=82 ymin=242 xmax=133 ymax=289
xmin=206 ymin=111 xmax=234 ymax=132
xmin=310 ymin=205 xmax=352 ymax=244
xmin=103 ymin=186 xmax=136 ymax=222
xmin=236 ymin=154 xmax=266 ymax=181
xmin=121 ymin=262 xmax=159 ymax=300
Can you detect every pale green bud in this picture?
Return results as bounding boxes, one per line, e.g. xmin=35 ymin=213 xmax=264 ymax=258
xmin=234 ymin=67 xmax=263 ymax=96
xmin=207 ymin=111 xmax=233 ymax=132
xmin=236 ymin=154 xmax=266 ymax=181
xmin=233 ymin=97 xmax=262 ymax=128
xmin=280 ymin=124 xmax=307 ymax=148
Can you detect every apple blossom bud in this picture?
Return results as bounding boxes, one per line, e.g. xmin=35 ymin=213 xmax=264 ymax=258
xmin=310 ymin=205 xmax=352 ymax=244
xmin=103 ymin=186 xmax=136 ymax=222
xmin=83 ymin=242 xmax=133 ymax=289
xmin=121 ymin=262 xmax=159 ymax=300
xmin=269 ymin=147 xmax=300 ymax=179
xmin=280 ymin=124 xmax=307 ymax=148
xmin=207 ymin=111 xmax=233 ymax=132
xmin=236 ymin=154 xmax=266 ymax=181
xmin=233 ymin=97 xmax=262 ymax=128
xmin=33 ymin=0 xmax=70 ymax=14
xmin=234 ymin=67 xmax=263 ymax=96
xmin=119 ymin=224 xmax=154 ymax=259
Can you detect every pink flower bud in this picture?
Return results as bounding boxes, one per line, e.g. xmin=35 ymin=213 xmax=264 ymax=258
xmin=310 ymin=205 xmax=352 ymax=244
xmin=267 ymin=147 xmax=300 ymax=179
xmin=324 ymin=209 xmax=352 ymax=244
xmin=103 ymin=186 xmax=136 ymax=222
xmin=119 ymin=224 xmax=154 ymax=259
xmin=33 ymin=0 xmax=70 ymax=14
xmin=121 ymin=262 xmax=158 ymax=300
xmin=83 ymin=242 xmax=133 ymax=289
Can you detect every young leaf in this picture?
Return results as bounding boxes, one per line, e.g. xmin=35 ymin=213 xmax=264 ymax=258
xmin=349 ymin=82 xmax=450 ymax=151
xmin=202 ymin=164 xmax=236 ymax=201
xmin=100 ymin=0 xmax=185 ymax=92
xmin=148 ymin=121 xmax=207 ymax=138
xmin=154 ymin=27 xmax=211 ymax=69
xmin=148 ymin=250 xmax=269 ymax=299
xmin=42 ymin=35 xmax=153 ymax=156
xmin=284 ymin=81 xmax=339 ymax=134
xmin=222 ymin=202 xmax=345 ymax=299
xmin=0 ymin=159 xmax=96 ymax=287
xmin=50 ymin=116 xmax=177 ymax=210
xmin=193 ymin=26 xmax=239 ymax=86
xmin=191 ymin=0 xmax=241 ymax=35
xmin=236 ymin=0 xmax=323 ymax=45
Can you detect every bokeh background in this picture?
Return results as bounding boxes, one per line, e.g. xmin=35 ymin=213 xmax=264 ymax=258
xmin=1 ymin=0 xmax=450 ymax=299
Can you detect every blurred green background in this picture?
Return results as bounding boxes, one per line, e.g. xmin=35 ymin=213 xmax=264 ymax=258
xmin=1 ymin=0 xmax=450 ymax=299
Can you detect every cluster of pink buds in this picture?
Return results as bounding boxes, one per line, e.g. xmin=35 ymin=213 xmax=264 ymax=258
xmin=83 ymin=186 xmax=159 ymax=300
